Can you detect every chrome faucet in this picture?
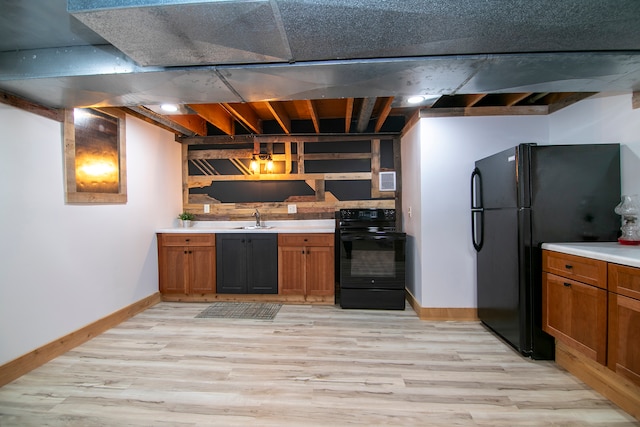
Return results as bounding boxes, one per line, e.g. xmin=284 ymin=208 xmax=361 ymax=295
xmin=253 ymin=208 xmax=261 ymax=227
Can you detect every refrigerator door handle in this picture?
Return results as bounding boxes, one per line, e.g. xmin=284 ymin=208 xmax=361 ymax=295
xmin=471 ymin=168 xmax=484 ymax=251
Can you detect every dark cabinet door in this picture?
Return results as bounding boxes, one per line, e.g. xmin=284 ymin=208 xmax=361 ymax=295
xmin=216 ymin=234 xmax=248 ymax=293
xmin=247 ymin=234 xmax=278 ymax=294
xmin=216 ymin=233 xmax=277 ymax=294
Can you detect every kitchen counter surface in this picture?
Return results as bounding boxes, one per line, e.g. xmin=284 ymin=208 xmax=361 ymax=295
xmin=542 ymin=242 xmax=640 ymax=268
xmin=157 ymin=219 xmax=335 ymax=234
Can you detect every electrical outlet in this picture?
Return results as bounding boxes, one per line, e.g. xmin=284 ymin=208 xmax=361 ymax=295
xmin=288 ymin=204 xmax=297 ymax=214
xmin=203 ymin=204 xmax=210 ymax=213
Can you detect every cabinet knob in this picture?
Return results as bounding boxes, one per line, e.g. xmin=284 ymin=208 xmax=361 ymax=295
xmin=185 ymin=239 xmax=190 ymax=242
xmin=565 ymin=264 xmax=573 ymax=269
xmin=564 ymin=282 xmax=571 ymax=287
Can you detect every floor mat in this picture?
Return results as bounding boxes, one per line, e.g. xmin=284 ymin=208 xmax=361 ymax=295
xmin=195 ymin=302 xmax=282 ymax=320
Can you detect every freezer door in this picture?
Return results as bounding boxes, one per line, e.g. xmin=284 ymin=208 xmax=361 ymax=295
xmin=476 ymin=207 xmax=523 ymax=352
xmin=475 ymin=145 xmax=520 ymax=209
xmin=529 ymin=144 xmax=621 ymax=245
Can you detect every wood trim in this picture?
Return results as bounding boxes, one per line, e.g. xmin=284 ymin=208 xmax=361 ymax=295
xmin=420 ymin=105 xmax=549 ymax=117
xmin=0 ymin=293 xmax=161 ymax=387
xmin=633 ymin=92 xmax=639 ymax=110
xmin=555 ymin=340 xmax=640 ymax=421
xmin=160 ymin=293 xmax=334 ymax=304
xmin=0 ymin=90 xmax=64 ymax=122
xmin=406 ymin=289 xmax=478 ymax=321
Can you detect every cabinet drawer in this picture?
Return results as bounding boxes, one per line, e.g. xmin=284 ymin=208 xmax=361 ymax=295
xmin=158 ymin=233 xmax=215 ymax=247
xmin=542 ymin=250 xmax=607 ymax=289
xmin=278 ymin=233 xmax=334 ymax=247
xmin=608 ymin=263 xmax=640 ymax=300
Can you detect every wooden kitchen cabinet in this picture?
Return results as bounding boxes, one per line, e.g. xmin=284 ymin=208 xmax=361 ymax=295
xmin=157 ymin=233 xmax=216 ymax=295
xmin=608 ymin=263 xmax=640 ymax=387
xmin=216 ymin=233 xmax=278 ymax=294
xmin=542 ymin=251 xmax=607 ymax=364
xmin=278 ymin=233 xmax=334 ymax=300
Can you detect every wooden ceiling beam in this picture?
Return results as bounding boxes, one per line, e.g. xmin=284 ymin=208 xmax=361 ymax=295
xmin=188 ymin=104 xmax=235 ymax=135
xmin=264 ymin=101 xmax=291 ymax=134
xmin=374 ymin=97 xmax=394 ymax=133
xmin=420 ymin=105 xmax=549 ymax=117
xmin=503 ymin=93 xmax=533 ymax=106
xmin=125 ymin=106 xmax=198 ymax=136
xmin=305 ymin=100 xmax=320 ymax=133
xmin=222 ymin=102 xmax=262 ymax=134
xmin=345 ymin=98 xmax=354 ymax=133
xmin=463 ymin=94 xmax=487 ymax=107
xmin=356 ymin=97 xmax=376 ymax=133
xmin=166 ymin=114 xmax=208 ymax=136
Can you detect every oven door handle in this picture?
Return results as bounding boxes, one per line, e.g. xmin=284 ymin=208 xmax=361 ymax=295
xmin=340 ymin=235 xmax=406 ymax=242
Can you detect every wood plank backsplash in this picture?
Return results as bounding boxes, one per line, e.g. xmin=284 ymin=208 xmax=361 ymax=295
xmin=180 ymin=135 xmax=401 ymax=220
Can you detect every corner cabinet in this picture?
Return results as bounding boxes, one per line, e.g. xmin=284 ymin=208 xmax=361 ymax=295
xmin=157 ymin=233 xmax=216 ymax=295
xmin=278 ymin=233 xmax=335 ymax=302
xmin=542 ymin=251 xmax=608 ymax=364
xmin=216 ymin=233 xmax=278 ymax=294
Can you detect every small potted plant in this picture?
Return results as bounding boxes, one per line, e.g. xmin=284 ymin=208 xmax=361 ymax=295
xmin=178 ymin=212 xmax=195 ymax=228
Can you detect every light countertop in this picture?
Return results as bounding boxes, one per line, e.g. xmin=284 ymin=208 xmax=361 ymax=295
xmin=156 ymin=219 xmax=335 ymax=234
xmin=541 ymin=242 xmax=640 ymax=268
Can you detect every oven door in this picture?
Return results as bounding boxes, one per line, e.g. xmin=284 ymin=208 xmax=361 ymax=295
xmin=339 ymin=232 xmax=406 ymax=289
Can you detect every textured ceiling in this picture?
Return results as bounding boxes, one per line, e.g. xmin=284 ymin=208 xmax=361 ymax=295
xmin=1 ymin=0 xmax=640 ymax=136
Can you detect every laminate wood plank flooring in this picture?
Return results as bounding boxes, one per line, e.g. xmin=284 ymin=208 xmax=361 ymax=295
xmin=1 ymin=302 xmax=638 ymax=426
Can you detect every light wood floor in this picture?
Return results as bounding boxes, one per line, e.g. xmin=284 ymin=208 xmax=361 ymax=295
xmin=1 ymin=302 xmax=638 ymax=426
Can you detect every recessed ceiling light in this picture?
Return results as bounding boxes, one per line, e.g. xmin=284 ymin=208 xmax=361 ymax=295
xmin=160 ymin=104 xmax=179 ymax=112
xmin=407 ymin=95 xmax=440 ymax=104
xmin=407 ymin=95 xmax=425 ymax=104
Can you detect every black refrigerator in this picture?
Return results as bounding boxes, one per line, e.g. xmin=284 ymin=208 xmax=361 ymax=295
xmin=471 ymin=143 xmax=620 ymax=360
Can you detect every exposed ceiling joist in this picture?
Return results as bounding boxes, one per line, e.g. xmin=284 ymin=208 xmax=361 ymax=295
xmin=222 ymin=102 xmax=262 ymax=134
xmin=374 ymin=97 xmax=394 ymax=133
xmin=345 ymin=98 xmax=354 ymax=133
xmin=305 ymin=100 xmax=320 ymax=133
xmin=504 ymin=93 xmax=533 ymax=107
xmin=188 ymin=104 xmax=235 ymax=136
xmin=265 ymin=101 xmax=291 ymax=134
xmin=125 ymin=106 xmax=198 ymax=136
xmin=166 ymin=115 xmax=208 ymax=136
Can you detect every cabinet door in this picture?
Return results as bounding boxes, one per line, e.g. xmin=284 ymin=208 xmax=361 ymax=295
xmin=306 ymin=246 xmax=335 ymax=296
xmin=216 ymin=235 xmax=247 ymax=293
xmin=543 ymin=273 xmax=607 ymax=364
xmin=247 ymin=234 xmax=278 ymax=294
xmin=188 ymin=246 xmax=216 ymax=294
xmin=159 ymin=246 xmax=188 ymax=294
xmin=278 ymin=245 xmax=305 ymax=295
xmin=608 ymin=293 xmax=640 ymax=386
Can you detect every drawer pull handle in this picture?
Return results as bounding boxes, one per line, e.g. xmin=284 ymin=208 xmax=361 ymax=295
xmin=564 ymin=282 xmax=571 ymax=287
xmin=565 ymin=264 xmax=573 ymax=269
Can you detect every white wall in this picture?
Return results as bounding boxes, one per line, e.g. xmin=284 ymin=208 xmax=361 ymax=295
xmin=403 ymin=92 xmax=640 ymax=309
xmin=400 ymin=121 xmax=422 ymax=301
xmin=0 ymin=104 xmax=182 ymax=365
xmin=549 ymin=93 xmax=640 ymax=196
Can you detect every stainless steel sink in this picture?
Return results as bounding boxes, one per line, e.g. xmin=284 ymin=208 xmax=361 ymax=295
xmin=236 ymin=225 xmax=273 ymax=230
